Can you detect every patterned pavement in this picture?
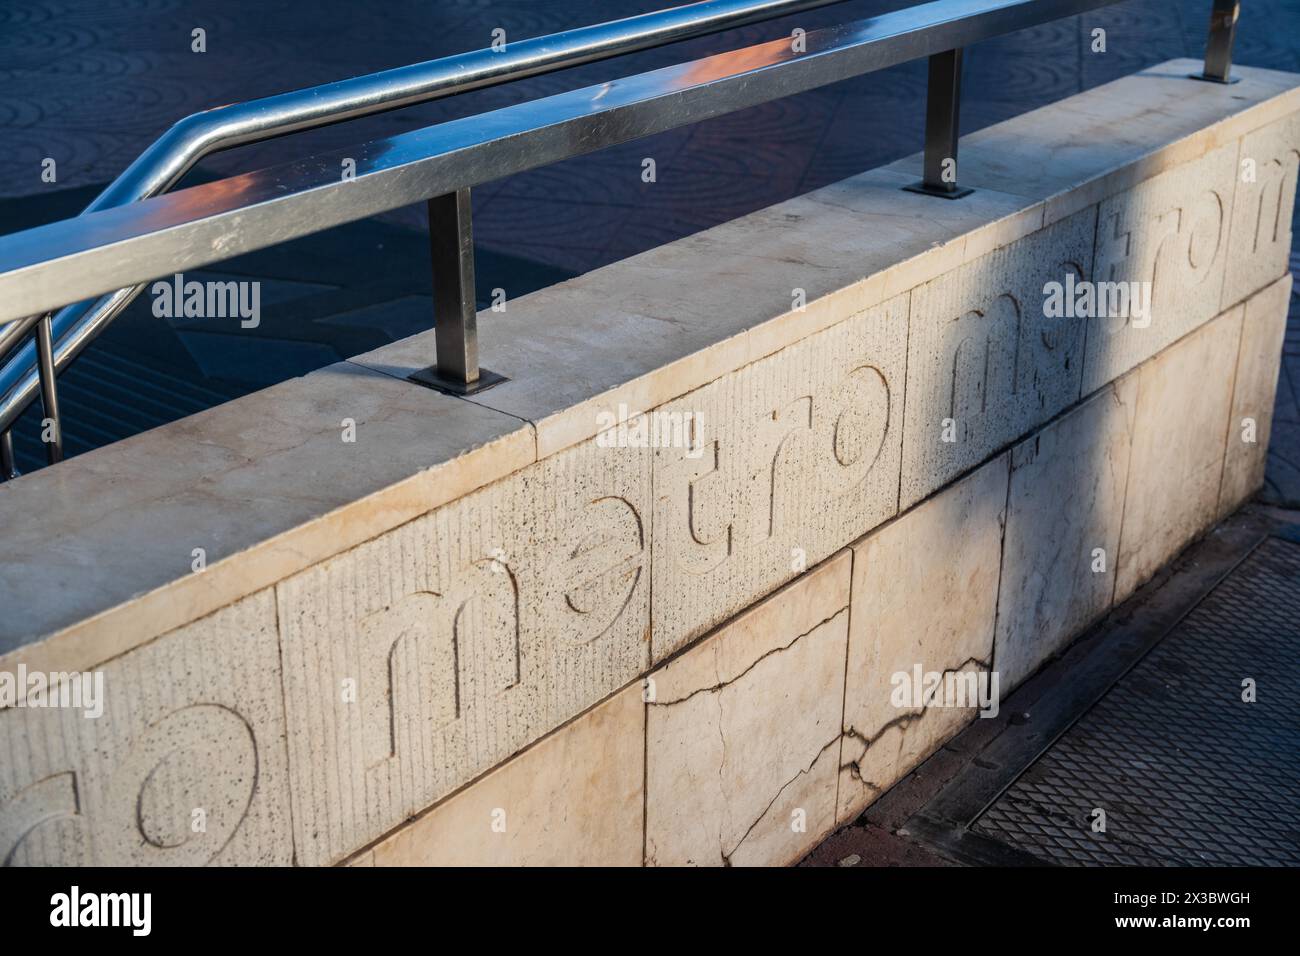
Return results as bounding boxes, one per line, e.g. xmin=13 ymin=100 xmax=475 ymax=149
xmin=2 ymin=0 xmax=1300 ymax=471
xmin=972 ymin=535 xmax=1300 ymax=867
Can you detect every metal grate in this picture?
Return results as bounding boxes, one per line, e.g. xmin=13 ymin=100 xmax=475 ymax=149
xmin=974 ymin=536 xmax=1300 ymax=866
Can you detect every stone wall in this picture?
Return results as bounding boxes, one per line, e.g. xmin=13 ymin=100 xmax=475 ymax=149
xmin=1 ymin=59 xmax=1297 ymax=866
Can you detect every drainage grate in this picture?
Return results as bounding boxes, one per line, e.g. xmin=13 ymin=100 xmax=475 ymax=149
xmin=973 ymin=536 xmax=1300 ymax=866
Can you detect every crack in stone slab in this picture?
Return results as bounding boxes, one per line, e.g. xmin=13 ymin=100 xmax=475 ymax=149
xmin=648 ymin=606 xmax=848 ymax=709
xmin=722 ymin=732 xmax=842 ymax=866
xmin=839 ymin=655 xmax=991 ymax=785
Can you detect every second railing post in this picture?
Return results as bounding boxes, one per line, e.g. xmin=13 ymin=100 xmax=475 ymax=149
xmin=35 ymin=313 xmax=63 ymax=465
xmin=905 ymin=49 xmax=973 ymax=200
xmin=0 ymin=430 xmax=17 ymax=480
xmin=410 ymin=186 xmax=505 ymax=395
xmin=1196 ymin=0 xmax=1241 ymax=84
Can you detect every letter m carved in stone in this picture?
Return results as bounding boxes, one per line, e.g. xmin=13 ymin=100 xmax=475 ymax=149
xmin=358 ymin=562 xmax=520 ymax=775
xmin=946 ymin=295 xmax=1020 ymax=441
xmin=1248 ymin=152 xmax=1299 ymax=255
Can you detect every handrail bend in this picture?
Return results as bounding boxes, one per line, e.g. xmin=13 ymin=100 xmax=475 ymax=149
xmin=0 ymin=0 xmax=1243 ymax=475
xmin=0 ymin=0 xmax=848 ymax=445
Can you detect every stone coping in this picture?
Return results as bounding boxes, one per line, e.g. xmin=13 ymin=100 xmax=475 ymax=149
xmin=0 ymin=364 xmax=534 ymax=669
xmin=1 ymin=58 xmax=1297 ymax=672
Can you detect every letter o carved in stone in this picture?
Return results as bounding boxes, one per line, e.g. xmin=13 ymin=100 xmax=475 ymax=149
xmin=831 ymin=365 xmax=890 ymax=475
xmin=1186 ymin=189 xmax=1225 ymax=278
xmin=106 ymin=704 xmax=258 ymax=866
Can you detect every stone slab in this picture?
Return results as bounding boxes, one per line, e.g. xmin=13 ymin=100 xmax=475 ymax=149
xmin=1116 ymin=307 xmax=1243 ymax=602
xmin=995 ymin=377 xmax=1138 ymax=693
xmin=1082 ymin=140 xmax=1238 ymax=394
xmin=1220 ymin=274 xmax=1293 ymax=516
xmin=839 ymin=456 xmax=1007 ymax=825
xmin=0 ymin=362 xmax=534 ymax=676
xmin=1222 ymin=112 xmax=1300 ymax=309
xmin=644 ymin=550 xmax=850 ymax=867
xmin=650 ymin=295 xmax=906 ymax=661
xmin=0 ymin=592 xmax=292 ymax=865
xmin=900 ymin=208 xmax=1094 ymax=509
xmin=363 ymin=682 xmax=643 ymax=867
xmin=277 ymin=430 xmax=651 ymax=866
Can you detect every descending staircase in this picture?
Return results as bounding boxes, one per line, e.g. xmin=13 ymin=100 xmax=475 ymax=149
xmin=10 ymin=348 xmax=239 ymax=472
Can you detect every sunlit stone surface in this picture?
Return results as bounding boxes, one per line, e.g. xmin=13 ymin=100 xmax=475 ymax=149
xmin=2 ymin=61 xmax=1298 ymax=866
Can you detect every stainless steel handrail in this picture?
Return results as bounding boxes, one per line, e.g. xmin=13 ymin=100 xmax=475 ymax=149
xmin=0 ymin=0 xmax=1242 ymax=478
xmin=0 ymin=0 xmax=850 ymax=462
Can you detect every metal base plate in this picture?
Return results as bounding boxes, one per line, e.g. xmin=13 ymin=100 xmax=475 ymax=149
xmin=902 ymin=181 xmax=974 ymax=200
xmin=1188 ymin=72 xmax=1241 ymax=84
xmin=408 ymin=366 xmax=508 ymax=396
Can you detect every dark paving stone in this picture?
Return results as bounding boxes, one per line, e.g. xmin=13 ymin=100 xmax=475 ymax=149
xmin=1262 ymin=421 xmax=1300 ymax=508
xmin=799 ymin=821 xmax=960 ymax=867
xmin=972 ymin=537 xmax=1300 ymax=867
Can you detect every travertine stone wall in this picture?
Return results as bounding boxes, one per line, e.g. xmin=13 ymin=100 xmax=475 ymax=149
xmin=1083 ymin=141 xmax=1237 ymax=394
xmin=1115 ymin=308 xmax=1244 ymax=602
xmin=0 ymin=594 xmax=292 ymax=865
xmin=839 ymin=459 xmax=1006 ymax=824
xmin=346 ymin=269 xmax=1287 ymax=864
xmin=996 ymin=378 xmax=1138 ymax=692
xmin=900 ymin=210 xmax=1094 ymax=508
xmin=1 ymin=61 xmax=1297 ymax=866
xmin=651 ymin=297 xmax=905 ymax=661
xmin=1224 ymin=112 xmax=1300 ymax=308
xmin=1219 ymin=275 xmax=1293 ymax=515
xmin=645 ymin=551 xmax=851 ymax=866
xmin=277 ymin=432 xmax=651 ymax=865
xmin=353 ymin=684 xmax=644 ymax=867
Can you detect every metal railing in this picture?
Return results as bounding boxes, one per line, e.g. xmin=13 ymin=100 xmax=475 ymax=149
xmin=0 ymin=0 xmax=1242 ymax=480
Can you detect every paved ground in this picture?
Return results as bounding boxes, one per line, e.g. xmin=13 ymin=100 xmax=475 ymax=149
xmin=973 ymin=533 xmax=1300 ymax=866
xmin=3 ymin=0 xmax=1300 ymax=470
xmin=803 ymin=508 xmax=1300 ymax=867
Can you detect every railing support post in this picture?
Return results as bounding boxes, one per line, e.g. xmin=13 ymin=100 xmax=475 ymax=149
xmin=409 ymin=187 xmax=506 ymax=396
xmin=0 ymin=429 xmax=17 ymax=481
xmin=904 ymin=48 xmax=973 ymax=200
xmin=35 ymin=314 xmax=63 ymax=464
xmin=1193 ymin=0 xmax=1241 ymax=84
